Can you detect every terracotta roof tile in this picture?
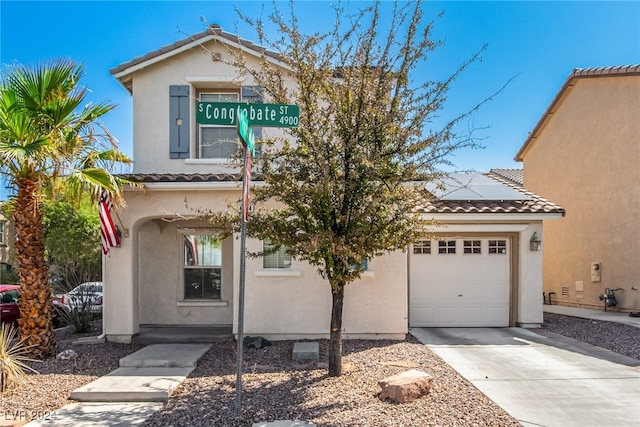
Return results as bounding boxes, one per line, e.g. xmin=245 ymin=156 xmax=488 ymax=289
xmin=123 ymin=172 xmax=564 ymax=216
xmin=123 ymin=173 xmax=242 ymax=183
xmin=571 ymin=64 xmax=640 ymax=78
xmin=488 ymin=168 xmax=523 ymax=186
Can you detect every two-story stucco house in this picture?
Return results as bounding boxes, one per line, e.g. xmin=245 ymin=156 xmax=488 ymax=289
xmin=102 ymin=25 xmax=564 ymax=344
xmin=516 ymin=65 xmax=640 ymax=312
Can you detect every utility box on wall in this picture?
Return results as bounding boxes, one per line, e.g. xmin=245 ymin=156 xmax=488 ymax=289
xmin=591 ymin=262 xmax=601 ymax=282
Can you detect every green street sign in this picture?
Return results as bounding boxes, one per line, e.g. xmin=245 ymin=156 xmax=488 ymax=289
xmin=237 ymin=110 xmax=255 ymax=155
xmin=197 ymin=102 xmax=299 ymax=127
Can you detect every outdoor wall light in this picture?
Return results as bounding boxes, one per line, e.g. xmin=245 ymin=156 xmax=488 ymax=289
xmin=530 ymin=232 xmax=542 ymax=251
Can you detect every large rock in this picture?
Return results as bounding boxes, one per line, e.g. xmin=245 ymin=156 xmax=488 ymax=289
xmin=378 ymin=369 xmax=433 ymax=403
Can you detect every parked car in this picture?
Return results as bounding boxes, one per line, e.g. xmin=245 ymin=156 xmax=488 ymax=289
xmin=59 ymin=282 xmax=103 ymax=315
xmin=0 ymin=284 xmax=70 ymax=328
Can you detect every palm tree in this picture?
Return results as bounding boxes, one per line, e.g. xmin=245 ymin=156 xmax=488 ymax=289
xmin=0 ymin=59 xmax=131 ymax=358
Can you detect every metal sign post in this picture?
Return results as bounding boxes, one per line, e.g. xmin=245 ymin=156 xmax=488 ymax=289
xmin=235 ymin=110 xmax=254 ymax=424
xmin=194 ymin=104 xmax=298 ymax=425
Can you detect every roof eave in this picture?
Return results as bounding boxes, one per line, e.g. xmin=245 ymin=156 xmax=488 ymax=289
xmin=424 ymin=212 xmax=565 ymax=222
xmin=110 ymin=27 xmax=291 ymax=95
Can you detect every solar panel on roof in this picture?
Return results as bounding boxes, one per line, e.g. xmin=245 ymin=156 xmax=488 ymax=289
xmin=425 ymin=173 xmax=531 ymax=201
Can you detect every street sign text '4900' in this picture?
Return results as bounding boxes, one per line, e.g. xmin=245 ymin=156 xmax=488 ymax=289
xmin=197 ymin=102 xmax=299 ymax=127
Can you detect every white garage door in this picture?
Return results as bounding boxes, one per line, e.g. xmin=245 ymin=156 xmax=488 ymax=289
xmin=409 ymin=238 xmax=510 ymax=327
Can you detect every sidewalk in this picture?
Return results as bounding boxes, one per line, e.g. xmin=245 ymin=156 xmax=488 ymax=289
xmin=25 ymin=344 xmax=211 ymax=427
xmin=544 ymin=304 xmax=640 ymax=328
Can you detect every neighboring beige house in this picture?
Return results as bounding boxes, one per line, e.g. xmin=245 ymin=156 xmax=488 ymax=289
xmin=103 ymin=25 xmax=564 ymax=343
xmin=516 ymin=65 xmax=640 ymax=312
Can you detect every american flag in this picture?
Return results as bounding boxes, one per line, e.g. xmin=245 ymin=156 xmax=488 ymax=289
xmin=99 ymin=190 xmax=120 ymax=254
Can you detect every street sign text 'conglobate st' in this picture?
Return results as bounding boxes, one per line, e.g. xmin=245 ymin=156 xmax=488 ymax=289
xmin=197 ymin=102 xmax=299 ymax=127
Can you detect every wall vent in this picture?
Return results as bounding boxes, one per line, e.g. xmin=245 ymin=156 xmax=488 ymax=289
xmin=210 ymin=52 xmax=221 ymax=62
xmin=561 ymin=286 xmax=570 ymax=297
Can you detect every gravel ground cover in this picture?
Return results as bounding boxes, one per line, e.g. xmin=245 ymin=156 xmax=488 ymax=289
xmin=0 ymin=314 xmax=637 ymax=426
xmin=142 ymin=336 xmax=521 ymax=427
xmin=541 ymin=312 xmax=640 ymax=360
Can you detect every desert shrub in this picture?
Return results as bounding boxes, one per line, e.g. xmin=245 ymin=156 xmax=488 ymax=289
xmin=0 ymin=323 xmax=39 ymax=392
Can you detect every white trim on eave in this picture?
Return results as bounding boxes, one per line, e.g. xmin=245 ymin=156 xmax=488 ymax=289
xmin=112 ymin=34 xmax=292 ymax=83
xmin=127 ymin=182 xmax=241 ymax=192
xmin=125 ymin=180 xmax=268 ymax=192
xmin=113 ymin=35 xmax=217 ymax=80
xmin=424 ymin=213 xmax=564 ymax=222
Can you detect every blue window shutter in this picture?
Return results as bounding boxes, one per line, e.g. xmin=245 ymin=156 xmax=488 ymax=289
xmin=169 ymin=85 xmax=190 ymax=159
xmin=242 ymin=86 xmax=263 ymax=155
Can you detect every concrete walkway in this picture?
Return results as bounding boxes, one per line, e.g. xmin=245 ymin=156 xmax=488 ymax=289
xmin=410 ymin=311 xmax=640 ymax=427
xmin=25 ymin=344 xmax=211 ymax=426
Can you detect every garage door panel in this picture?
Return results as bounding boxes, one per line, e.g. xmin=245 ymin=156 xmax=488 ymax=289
xmin=409 ymin=306 xmax=433 ymax=326
xmin=484 ymin=284 xmax=510 ymax=302
xmin=409 ymin=238 xmax=510 ymax=327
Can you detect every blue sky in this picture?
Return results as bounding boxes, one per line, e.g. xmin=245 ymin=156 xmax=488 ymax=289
xmin=1 ymin=1 xmax=639 ymax=198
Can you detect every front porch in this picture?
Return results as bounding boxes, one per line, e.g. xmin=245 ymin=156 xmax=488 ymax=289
xmin=133 ymin=325 xmax=233 ymax=345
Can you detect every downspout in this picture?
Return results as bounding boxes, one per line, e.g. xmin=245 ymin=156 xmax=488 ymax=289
xmin=96 ymin=252 xmax=106 ymax=340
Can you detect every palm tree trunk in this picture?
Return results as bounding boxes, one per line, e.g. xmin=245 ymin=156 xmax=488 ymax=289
xmin=328 ymin=283 xmax=345 ymax=377
xmin=13 ymin=178 xmax=56 ymax=358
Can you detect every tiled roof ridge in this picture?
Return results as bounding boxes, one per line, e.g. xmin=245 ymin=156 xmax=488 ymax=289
xmin=484 ymin=171 xmax=565 ymax=215
xmin=122 ymin=172 xmax=243 ymax=183
xmin=122 ymin=172 xmax=564 ymax=216
xmin=571 ymin=64 xmax=640 ymax=78
xmin=488 ymin=168 xmax=523 ymax=186
xmin=110 ymin=24 xmax=283 ymax=77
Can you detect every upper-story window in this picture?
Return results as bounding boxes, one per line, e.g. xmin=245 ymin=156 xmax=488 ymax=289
xmin=199 ymin=92 xmax=240 ymax=159
xmin=0 ymin=222 xmax=4 ymax=245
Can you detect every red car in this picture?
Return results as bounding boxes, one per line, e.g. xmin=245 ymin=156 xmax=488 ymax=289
xmin=0 ymin=284 xmax=69 ymax=328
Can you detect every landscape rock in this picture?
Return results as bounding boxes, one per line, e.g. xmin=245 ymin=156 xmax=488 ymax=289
xmin=378 ymin=369 xmax=433 ymax=403
xmin=56 ymin=349 xmax=78 ymax=360
xmin=243 ymin=336 xmax=272 ymax=350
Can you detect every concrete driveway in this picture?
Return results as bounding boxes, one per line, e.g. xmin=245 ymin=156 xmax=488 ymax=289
xmin=410 ymin=327 xmax=640 ymax=427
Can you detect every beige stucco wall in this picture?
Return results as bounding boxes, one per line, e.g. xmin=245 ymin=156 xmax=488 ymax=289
xmin=521 ymin=75 xmax=640 ymax=311
xmin=129 ymin=38 xmax=291 ymax=175
xmin=237 ymin=238 xmax=408 ymax=340
xmin=104 ymin=186 xmax=408 ymax=342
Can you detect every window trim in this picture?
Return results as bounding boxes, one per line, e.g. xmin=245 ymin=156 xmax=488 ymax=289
xmin=181 ymin=230 xmax=224 ymax=301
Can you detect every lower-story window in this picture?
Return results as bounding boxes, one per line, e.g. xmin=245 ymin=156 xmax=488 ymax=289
xmin=263 ymin=240 xmax=292 ymax=269
xmin=184 ymin=234 xmax=222 ymax=300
